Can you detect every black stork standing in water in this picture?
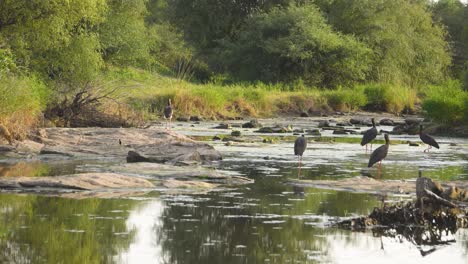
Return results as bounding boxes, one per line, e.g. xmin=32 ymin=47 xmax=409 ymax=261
xmin=360 ymin=118 xmax=378 ymax=152
xmin=368 ymin=134 xmax=390 ymax=176
xmin=294 ymin=134 xmax=307 ymax=177
xmin=419 ymin=125 xmax=439 ymax=152
xmin=164 ymin=99 xmax=173 ymax=129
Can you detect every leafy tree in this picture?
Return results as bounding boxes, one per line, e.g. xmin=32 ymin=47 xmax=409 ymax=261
xmin=220 ymin=4 xmax=372 ymax=87
xmin=99 ymin=0 xmax=151 ymax=67
xmin=160 ymin=0 xmax=298 ymax=50
xmin=0 ymin=0 xmax=107 ymax=84
xmin=431 ymin=0 xmax=468 ymax=79
xmin=317 ymin=0 xmax=451 ymax=86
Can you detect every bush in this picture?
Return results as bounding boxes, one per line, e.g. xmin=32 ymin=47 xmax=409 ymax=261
xmin=324 ymin=89 xmax=367 ymax=111
xmin=422 ymin=80 xmax=467 ymax=125
xmin=0 ymin=75 xmax=48 ymax=139
xmin=361 ymin=84 xmax=417 ymax=114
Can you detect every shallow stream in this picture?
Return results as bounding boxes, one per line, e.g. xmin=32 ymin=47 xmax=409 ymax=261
xmin=1 ymin=118 xmax=467 ymax=263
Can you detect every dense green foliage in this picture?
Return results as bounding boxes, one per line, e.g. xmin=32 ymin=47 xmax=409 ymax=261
xmin=0 ymin=0 xmax=467 ymax=133
xmin=422 ymin=80 xmax=468 ymax=125
xmin=219 ymin=4 xmax=372 ymax=86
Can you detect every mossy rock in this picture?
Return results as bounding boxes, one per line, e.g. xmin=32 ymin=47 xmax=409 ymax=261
xmin=231 ymin=130 xmax=241 ymax=137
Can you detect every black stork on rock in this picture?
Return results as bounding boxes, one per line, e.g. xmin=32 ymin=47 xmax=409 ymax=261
xmin=164 ymin=99 xmax=173 ymax=129
xmin=361 ymin=118 xmax=378 ymax=152
xmin=294 ymin=134 xmax=307 ymax=177
xmin=419 ymin=125 xmax=439 ymax=152
xmin=368 ymin=133 xmax=390 ymax=172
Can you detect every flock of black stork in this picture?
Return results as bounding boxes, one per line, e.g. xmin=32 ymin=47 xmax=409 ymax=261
xmin=294 ymin=118 xmax=440 ymax=176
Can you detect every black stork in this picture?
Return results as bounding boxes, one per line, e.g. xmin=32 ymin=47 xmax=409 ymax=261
xmin=368 ymin=133 xmax=390 ymax=172
xmin=360 ymin=118 xmax=378 ymax=152
xmin=164 ymin=99 xmax=173 ymax=129
xmin=419 ymin=125 xmax=439 ymax=152
xmin=294 ymin=134 xmax=307 ymax=176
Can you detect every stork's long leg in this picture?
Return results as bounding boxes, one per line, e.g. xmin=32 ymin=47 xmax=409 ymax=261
xmin=298 ymin=156 xmax=303 ymax=178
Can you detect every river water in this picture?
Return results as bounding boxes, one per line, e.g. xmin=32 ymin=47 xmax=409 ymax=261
xmin=0 ymin=118 xmax=467 ymax=263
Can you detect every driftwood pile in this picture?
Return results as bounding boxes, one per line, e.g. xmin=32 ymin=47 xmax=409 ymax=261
xmin=335 ymin=174 xmax=468 ymax=231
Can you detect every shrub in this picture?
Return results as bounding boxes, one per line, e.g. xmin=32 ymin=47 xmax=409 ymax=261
xmin=361 ymin=84 xmax=417 ymax=114
xmin=0 ymin=75 xmax=48 ymax=139
xmin=422 ymin=80 xmax=467 ymax=125
xmin=324 ymin=89 xmax=367 ymax=112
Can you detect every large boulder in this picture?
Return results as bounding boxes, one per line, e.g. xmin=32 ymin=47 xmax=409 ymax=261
xmin=127 ymin=141 xmax=222 ymax=165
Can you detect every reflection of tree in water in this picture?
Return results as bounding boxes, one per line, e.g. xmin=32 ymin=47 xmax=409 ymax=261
xmin=0 ymin=194 xmax=139 ymax=263
xmin=155 ymin=174 xmax=380 ymax=263
xmin=372 ymin=225 xmax=459 ymax=257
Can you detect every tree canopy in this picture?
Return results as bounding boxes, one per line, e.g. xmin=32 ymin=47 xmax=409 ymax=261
xmin=0 ymin=0 xmax=466 ymax=88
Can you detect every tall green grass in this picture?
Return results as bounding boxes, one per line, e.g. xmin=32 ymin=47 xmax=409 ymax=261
xmin=0 ymin=74 xmax=48 ymax=138
xmin=107 ymin=67 xmax=424 ymax=119
xmin=359 ymin=84 xmax=418 ymax=114
xmin=421 ymin=80 xmax=467 ymax=125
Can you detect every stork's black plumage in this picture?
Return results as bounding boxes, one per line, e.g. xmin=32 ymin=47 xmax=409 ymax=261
xmin=164 ymin=99 xmax=173 ymax=119
xmin=294 ymin=135 xmax=307 ymax=156
xmin=368 ymin=133 xmax=390 ymax=167
xmin=164 ymin=99 xmax=173 ymax=129
xmin=419 ymin=125 xmax=439 ymax=152
xmin=294 ymin=134 xmax=307 ymax=177
xmin=361 ymin=118 xmax=378 ymax=148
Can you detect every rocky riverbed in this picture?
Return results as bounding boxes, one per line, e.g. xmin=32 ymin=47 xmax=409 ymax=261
xmin=0 ymin=127 xmax=250 ymax=195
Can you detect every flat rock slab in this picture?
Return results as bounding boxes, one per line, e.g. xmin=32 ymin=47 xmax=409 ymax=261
xmin=161 ymin=179 xmax=219 ymax=189
xmin=288 ymin=176 xmax=468 ymax=196
xmin=0 ymin=173 xmax=154 ymax=190
xmin=108 ymin=162 xmax=253 ymax=185
xmin=1 ymin=127 xmax=222 ymax=165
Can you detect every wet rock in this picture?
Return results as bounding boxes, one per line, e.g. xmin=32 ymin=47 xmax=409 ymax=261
xmin=189 ymin=116 xmax=203 ymax=122
xmin=308 ymin=110 xmax=323 ymax=117
xmin=450 ymin=143 xmax=457 ymax=146
xmin=212 ymin=136 xmax=222 ymax=141
xmin=0 ymin=173 xmax=154 ymax=190
xmin=242 ymin=119 xmax=262 ymax=128
xmin=225 ymin=141 xmax=234 ymax=146
xmin=231 ymin=130 xmax=241 ymax=137
xmin=255 ymin=125 xmax=292 ymax=133
xmin=453 ymin=126 xmax=468 ymax=137
xmin=161 ymin=179 xmax=218 ymax=189
xmin=332 ymin=130 xmax=348 ymax=135
xmin=336 ymin=121 xmax=351 ymax=127
xmin=392 ymin=123 xmax=419 ymax=135
xmin=293 ymin=128 xmax=305 ymax=133
xmin=222 ymin=137 xmax=247 ymax=143
xmin=407 ymin=141 xmax=420 ymax=147
xmin=214 ymin=123 xmax=231 ymax=129
xmin=318 ymin=120 xmax=330 ymax=128
xmin=263 ymin=156 xmax=270 ymax=160
xmin=109 ymin=162 xmax=252 ymax=185
xmin=405 ymin=117 xmax=423 ymax=125
xmin=0 ymin=144 xmax=16 ymax=153
xmin=176 ymin=117 xmax=189 ymax=122
xmin=262 ymin=138 xmax=276 ymax=144
xmin=350 ymin=117 xmax=366 ymax=125
xmin=300 ymin=112 xmax=309 ymax=117
xmin=379 ymin=118 xmax=394 ymax=126
xmin=306 ymin=129 xmax=321 ymax=136
xmin=127 ymin=141 xmax=222 ymax=165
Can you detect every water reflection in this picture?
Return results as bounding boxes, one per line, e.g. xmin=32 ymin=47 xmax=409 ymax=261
xmin=115 ymin=200 xmax=166 ymax=263
xmin=0 ymin=126 xmax=467 ymax=262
